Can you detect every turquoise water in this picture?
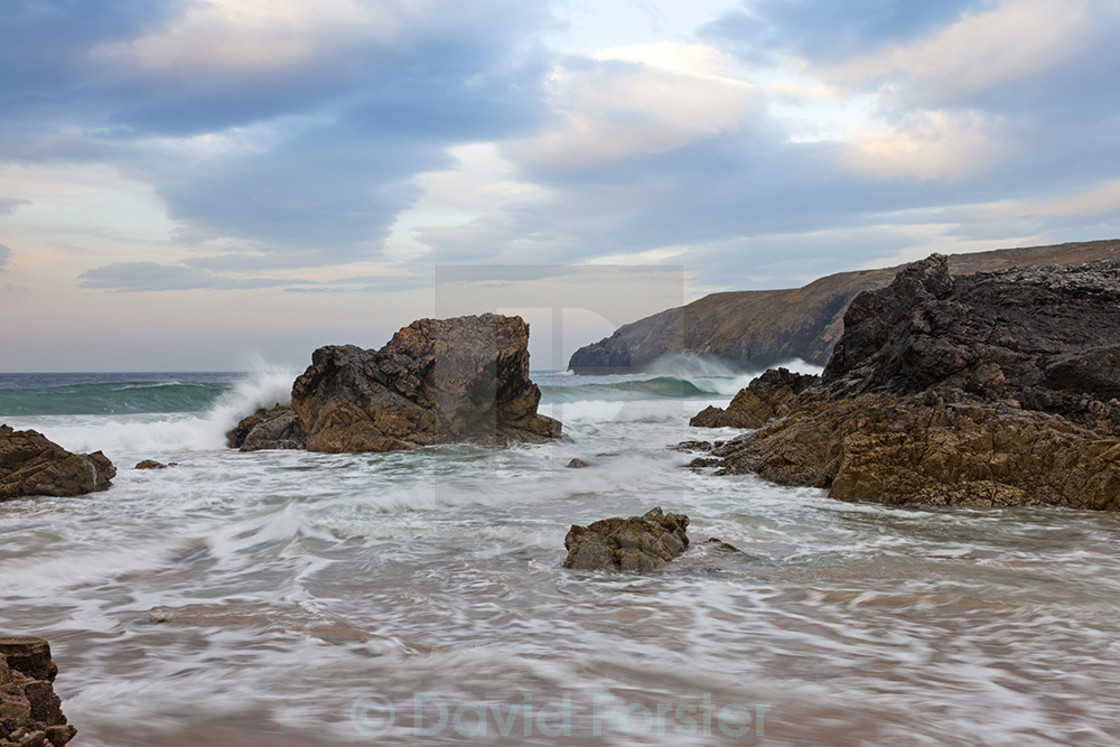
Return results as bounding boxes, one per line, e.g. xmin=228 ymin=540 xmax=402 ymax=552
xmin=3 ymin=364 xmax=1120 ymax=746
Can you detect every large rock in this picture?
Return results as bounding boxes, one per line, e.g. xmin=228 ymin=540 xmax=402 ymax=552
xmin=291 ymin=314 xmax=561 ymax=453
xmin=693 ymin=254 xmax=1120 ymax=510
xmin=569 ymin=239 xmax=1120 ymax=374
xmin=0 ymin=425 xmax=115 ymax=501
xmin=690 ymin=367 xmax=819 ymax=429
xmin=226 ymin=406 xmax=306 ymax=451
xmin=563 ymin=507 xmax=690 ymax=571
xmin=712 ymin=393 xmax=1120 ymax=510
xmin=0 ymin=637 xmax=76 ymax=745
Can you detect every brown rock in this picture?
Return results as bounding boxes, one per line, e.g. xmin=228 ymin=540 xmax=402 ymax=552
xmin=0 ymin=638 xmax=74 ymax=746
xmin=291 ymin=314 xmax=561 ymax=453
xmin=134 ymin=459 xmax=168 ymax=470
xmin=690 ymin=367 xmax=819 ymax=429
xmin=565 ymin=458 xmax=591 ymax=469
xmin=563 ymin=507 xmax=690 ymax=571
xmin=0 ymin=426 xmax=115 ymax=501
xmin=713 ymin=394 xmax=1120 ymax=509
xmin=225 ymin=406 xmax=306 ymax=451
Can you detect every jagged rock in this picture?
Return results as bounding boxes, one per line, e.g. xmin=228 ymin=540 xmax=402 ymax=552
xmin=570 ymin=240 xmax=1120 ymax=373
xmin=0 ymin=426 xmax=115 ymax=501
xmin=0 ymin=638 xmax=75 ymax=746
xmin=226 ymin=406 xmax=306 ymax=452
xmin=563 ymin=507 xmax=690 ymax=571
xmin=823 ymin=254 xmax=1120 ymax=431
xmin=691 ymin=368 xmax=819 ymax=429
xmin=696 ymin=254 xmax=1120 ymax=510
xmin=291 ymin=314 xmax=561 ymax=453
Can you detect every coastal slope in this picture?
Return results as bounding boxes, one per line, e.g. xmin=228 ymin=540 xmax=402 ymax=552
xmin=569 ymin=239 xmax=1120 ymax=373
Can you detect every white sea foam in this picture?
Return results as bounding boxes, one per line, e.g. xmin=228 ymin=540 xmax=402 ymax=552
xmin=3 ymin=362 xmax=299 ymax=456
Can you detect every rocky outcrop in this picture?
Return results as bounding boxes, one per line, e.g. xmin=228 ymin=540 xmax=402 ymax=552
xmin=563 ymin=507 xmax=690 ymax=571
xmin=570 ymin=239 xmax=1120 ymax=373
xmin=695 ymin=254 xmax=1120 ymax=510
xmin=291 ymin=314 xmax=561 ymax=453
xmin=0 ymin=637 xmax=76 ymax=745
xmin=226 ymin=406 xmax=306 ymax=451
xmin=1 ymin=426 xmax=115 ymax=501
xmin=690 ymin=368 xmax=819 ymax=428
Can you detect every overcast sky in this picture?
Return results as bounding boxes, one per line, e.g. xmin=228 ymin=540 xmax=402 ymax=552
xmin=2 ymin=0 xmax=1119 ymax=371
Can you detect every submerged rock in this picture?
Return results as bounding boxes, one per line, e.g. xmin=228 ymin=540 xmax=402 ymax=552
xmin=691 ymin=367 xmax=819 ymax=429
xmin=563 ymin=507 xmax=690 ymax=571
xmin=291 ymin=313 xmax=561 ymax=453
xmin=226 ymin=406 xmax=306 ymax=452
xmin=0 ymin=425 xmax=115 ymax=500
xmin=565 ymin=458 xmax=591 ymax=469
xmin=693 ymin=254 xmax=1120 ymax=510
xmin=0 ymin=637 xmax=76 ymax=745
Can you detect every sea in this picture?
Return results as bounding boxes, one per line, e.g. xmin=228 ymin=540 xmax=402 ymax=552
xmin=2 ymin=362 xmax=1120 ymax=746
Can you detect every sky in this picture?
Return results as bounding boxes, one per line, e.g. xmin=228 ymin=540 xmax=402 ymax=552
xmin=2 ymin=0 xmax=1120 ymax=372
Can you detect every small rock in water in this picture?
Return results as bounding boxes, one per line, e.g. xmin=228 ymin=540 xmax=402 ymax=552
xmin=563 ymin=507 xmax=690 ymax=572
xmin=565 ymin=458 xmax=591 ymax=469
xmin=134 ymin=460 xmax=168 ymax=470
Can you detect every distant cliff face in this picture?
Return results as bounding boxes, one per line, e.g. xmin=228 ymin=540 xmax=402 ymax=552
xmin=568 ymin=240 xmax=1120 ymax=374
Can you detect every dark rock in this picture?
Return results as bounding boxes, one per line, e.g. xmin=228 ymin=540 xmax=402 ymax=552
xmin=0 ymin=426 xmax=115 ymax=501
xmin=563 ymin=507 xmax=690 ymax=571
xmin=691 ymin=368 xmax=819 ymax=429
xmin=822 ymin=255 xmax=1120 ymax=431
xmin=565 ymin=458 xmax=591 ymax=469
xmin=134 ymin=459 xmax=168 ymax=470
xmin=0 ymin=638 xmax=74 ymax=746
xmin=569 ymin=240 xmax=1120 ymax=374
xmin=226 ymin=406 xmax=306 ymax=451
xmin=292 ymin=314 xmax=561 ymax=453
xmin=688 ymin=457 xmax=723 ymax=470
xmin=704 ymin=537 xmax=743 ymax=553
xmin=703 ymin=254 xmax=1120 ymax=510
xmin=671 ymin=440 xmax=713 ymax=452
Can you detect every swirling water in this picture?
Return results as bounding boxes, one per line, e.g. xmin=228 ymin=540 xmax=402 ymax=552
xmin=2 ymin=366 xmax=1120 ymax=746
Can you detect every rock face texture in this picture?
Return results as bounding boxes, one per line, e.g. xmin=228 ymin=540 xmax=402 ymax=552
xmin=226 ymin=406 xmax=306 ymax=451
xmin=0 ymin=637 xmax=76 ymax=745
xmin=570 ymin=239 xmax=1120 ymax=373
xmin=563 ymin=507 xmax=690 ymax=571
xmin=695 ymin=254 xmax=1120 ymax=510
xmin=0 ymin=426 xmax=115 ymax=501
xmin=691 ymin=368 xmax=819 ymax=429
xmin=291 ymin=314 xmax=561 ymax=453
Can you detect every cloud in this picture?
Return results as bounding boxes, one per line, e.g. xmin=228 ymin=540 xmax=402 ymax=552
xmin=508 ymin=46 xmax=765 ymax=172
xmin=0 ymin=0 xmax=553 ymax=270
xmin=0 ymin=243 xmax=10 ymax=269
xmin=839 ymin=111 xmax=1006 ymax=180
xmin=703 ymin=0 xmax=987 ymax=64
xmin=823 ymin=0 xmax=1101 ymax=107
xmin=78 ymin=261 xmax=288 ymax=292
xmin=0 ymin=198 xmax=30 ymax=215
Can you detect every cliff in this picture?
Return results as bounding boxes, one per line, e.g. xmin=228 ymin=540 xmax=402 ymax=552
xmin=568 ymin=239 xmax=1120 ymax=373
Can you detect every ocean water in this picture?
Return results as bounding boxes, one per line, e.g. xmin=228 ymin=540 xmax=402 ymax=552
xmin=2 ymin=364 xmax=1120 ymax=746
